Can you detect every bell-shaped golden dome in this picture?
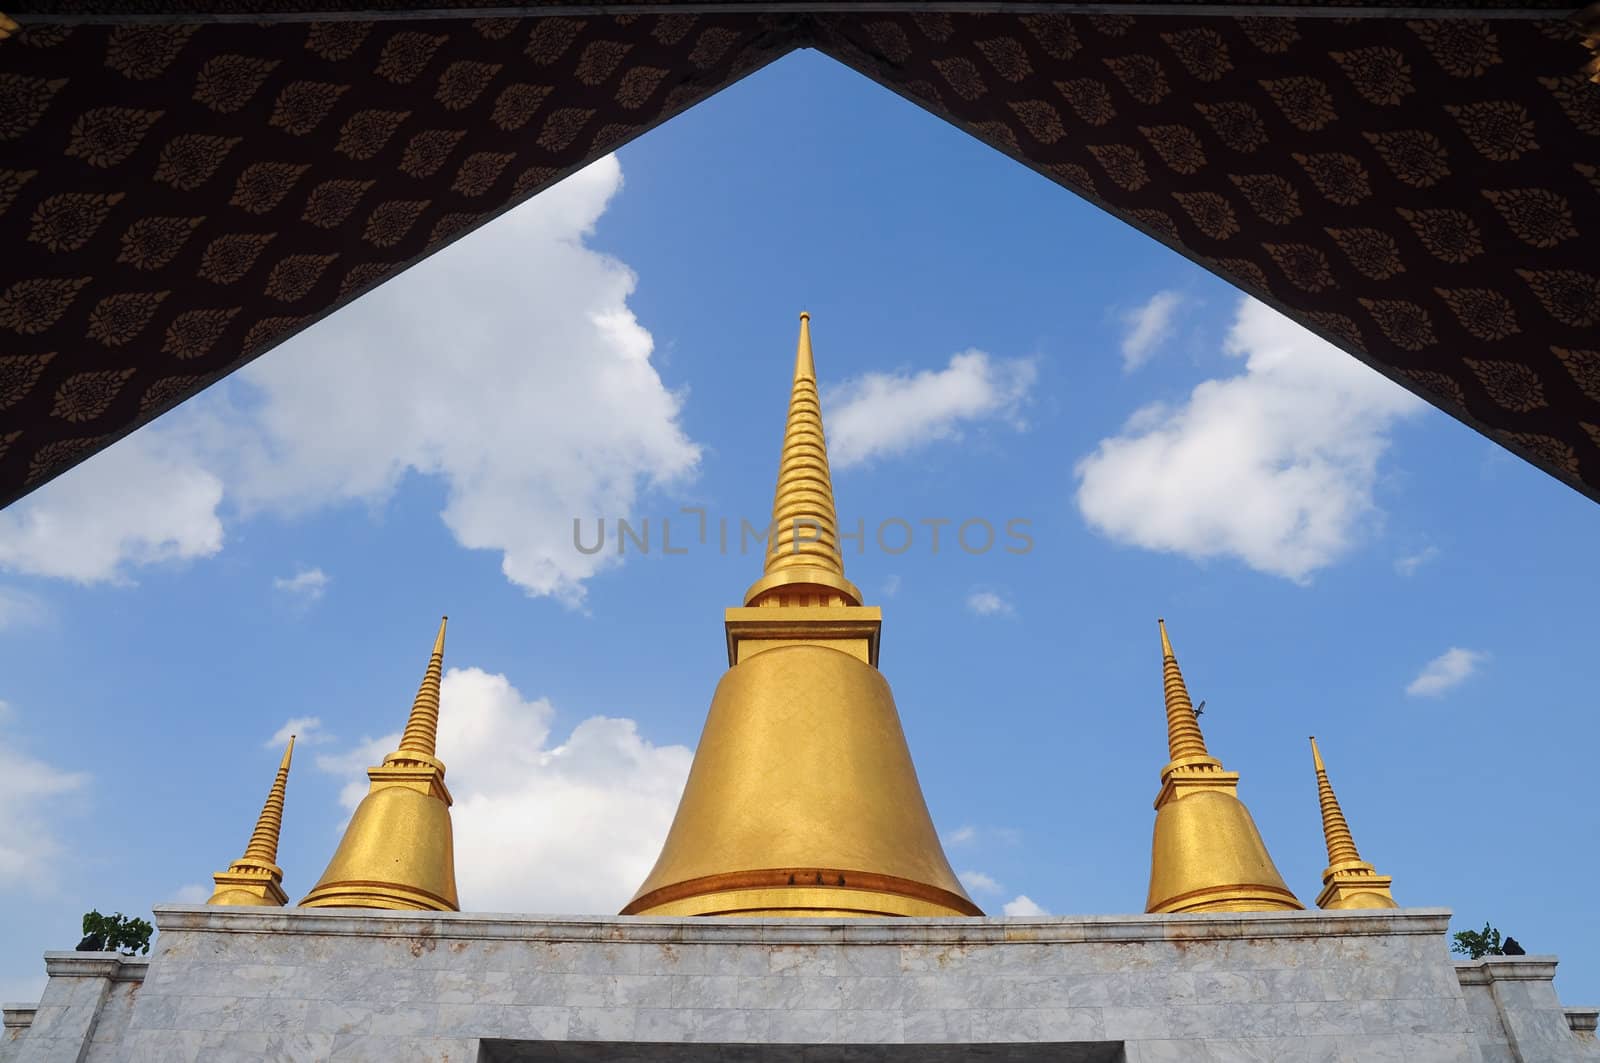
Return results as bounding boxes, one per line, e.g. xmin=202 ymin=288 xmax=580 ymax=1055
xmin=301 ymin=617 xmax=459 ymax=911
xmin=622 ymin=314 xmax=977 ymax=918
xmin=1146 ymin=621 xmax=1302 ymax=915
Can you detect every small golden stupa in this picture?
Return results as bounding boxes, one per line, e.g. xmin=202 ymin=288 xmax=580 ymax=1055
xmin=1146 ymin=620 xmax=1302 ymax=914
xmin=301 ymin=616 xmax=459 ymax=911
xmin=622 ymin=313 xmax=979 ymax=918
xmin=207 ymin=736 xmax=295 ymax=907
xmin=1310 ymin=737 xmax=1398 ymax=910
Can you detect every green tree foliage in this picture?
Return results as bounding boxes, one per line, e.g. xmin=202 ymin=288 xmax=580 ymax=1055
xmin=79 ymin=910 xmax=153 ymax=955
xmin=1451 ymin=922 xmax=1505 ymax=959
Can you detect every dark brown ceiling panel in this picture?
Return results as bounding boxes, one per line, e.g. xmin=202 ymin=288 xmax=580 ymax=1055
xmin=1 ymin=3 xmax=1598 ymax=510
xmin=0 ymin=13 xmax=798 ymax=505
xmin=813 ymin=10 xmax=1600 ymax=500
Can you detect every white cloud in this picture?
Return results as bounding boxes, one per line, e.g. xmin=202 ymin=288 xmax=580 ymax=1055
xmin=1395 ymin=546 xmax=1440 ymax=577
xmin=943 ymin=825 xmax=977 ymax=846
xmin=0 ymin=586 xmax=47 ymax=632
xmin=0 ymin=702 xmax=90 ymax=894
xmin=273 ymin=567 xmax=329 ymax=601
xmin=267 ymin=716 xmax=328 ymax=750
xmin=958 ymin=869 xmax=1005 ymax=896
xmin=826 ymin=351 xmax=1037 ymax=468
xmin=320 ymin=666 xmax=692 ymax=914
xmin=0 ymin=156 xmax=699 ymax=606
xmin=1075 ymin=297 xmax=1424 ymax=583
xmin=0 ymin=425 xmax=223 ymax=585
xmin=1003 ymin=895 xmax=1048 ymax=917
xmin=966 ymin=590 xmax=1013 ymax=617
xmin=1121 ymin=291 xmax=1184 ymax=371
xmin=1406 ymin=647 xmax=1486 ymax=698
xmin=169 ymin=883 xmax=210 ymax=904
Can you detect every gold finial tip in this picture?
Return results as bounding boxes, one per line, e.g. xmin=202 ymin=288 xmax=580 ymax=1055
xmin=799 ymin=311 xmax=810 ymax=320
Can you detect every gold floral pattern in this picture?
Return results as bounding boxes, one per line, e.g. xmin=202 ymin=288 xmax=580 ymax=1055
xmin=536 ymin=108 xmax=595 ymax=152
xmin=264 ymin=255 xmax=336 ymax=303
xmin=305 ymin=21 xmax=373 ymax=63
xmin=1229 ymin=173 xmax=1301 ymax=224
xmin=689 ymin=27 xmax=742 ymax=71
xmin=1193 ymin=100 xmax=1265 ymax=153
xmin=153 ymin=134 xmax=241 ymax=191
xmin=616 ymin=68 xmax=669 ymax=110
xmin=1140 ymin=124 xmax=1206 ymax=174
xmin=242 ymin=315 xmax=303 ymax=353
xmin=27 ymin=192 xmax=124 ymax=253
xmin=528 ymin=19 xmax=586 ymax=65
xmin=105 ymin=25 xmax=195 ymax=82
xmin=399 ymin=129 xmax=467 ymax=177
xmin=376 ymin=32 xmax=447 ymax=85
xmin=117 ymin=216 xmax=203 ymax=271
xmin=1498 ymin=431 xmax=1579 ymax=475
xmin=51 ymin=368 xmax=135 ymax=422
xmin=1259 ymin=77 xmax=1335 ymax=131
xmin=1481 ymin=188 xmax=1577 ymax=248
xmin=1021 ymin=15 xmax=1078 ymax=62
xmin=1291 ymin=152 xmax=1371 ymax=205
xmin=1009 ymin=100 xmax=1064 ymax=145
xmin=268 ymin=81 xmax=349 ymax=136
xmin=437 ymin=61 xmax=502 ymax=110
xmin=1087 ymin=143 xmax=1149 ymax=191
xmin=866 ymin=21 xmax=913 ymax=65
xmin=1397 ymin=207 xmax=1483 ymax=263
xmin=301 ymin=180 xmax=373 ymax=229
xmin=0 ymin=353 xmax=56 ymax=411
xmin=490 ymin=83 xmax=555 ymax=133
xmin=1172 ymin=191 xmax=1239 ymax=240
xmin=1538 ymin=74 xmax=1600 ymax=136
xmin=1553 ymin=347 xmax=1600 ymax=403
xmin=230 ymin=162 xmax=311 ymax=215
xmin=1326 ymin=227 xmax=1405 ymax=279
xmin=1238 ymin=18 xmax=1299 ymax=55
xmin=1408 ymin=20 xmax=1500 ymax=79
xmin=0 ymin=169 xmax=38 ymax=214
xmin=340 ymin=262 xmax=392 ymax=297
xmin=1162 ymin=28 xmax=1231 ymax=82
xmin=1265 ymin=242 xmax=1337 ymax=291
xmin=1330 ymin=47 xmax=1414 ymax=106
xmin=1403 ymin=368 xmax=1468 ymax=409
xmin=199 ymin=233 xmax=275 ymax=283
xmin=1055 ymin=79 xmax=1114 ymax=126
xmin=192 ymin=55 xmax=280 ymax=114
xmin=1439 ymin=289 xmax=1521 ymax=341
xmin=451 ymin=152 xmax=514 ymax=197
xmin=1104 ymin=55 xmax=1168 ymax=106
xmin=66 ymin=107 xmax=164 ymax=168
xmin=28 ymin=436 xmax=107 ymax=486
xmin=934 ymin=57 xmax=986 ymax=102
xmin=575 ymin=42 xmax=632 ymax=86
xmin=1362 ymin=130 xmax=1450 ymax=188
xmin=1466 ymin=357 xmax=1543 ymax=411
xmin=336 ymin=109 xmax=411 ymax=161
xmin=1516 ymin=270 xmax=1600 ymax=327
xmin=1211 ymin=257 xmax=1272 ymax=294
xmin=1447 ymin=101 xmax=1540 ymax=161
xmin=0 ymin=74 xmax=67 ymax=141
xmin=139 ymin=374 xmax=204 ymax=417
xmin=0 ymin=278 xmax=90 ymax=335
xmin=86 ymin=291 xmax=168 ymax=347
xmin=977 ymin=38 xmax=1032 ymax=84
xmin=1359 ymin=298 xmax=1437 ymax=350
xmin=1306 ymin=311 xmax=1367 ymax=353
xmin=163 ymin=307 xmax=240 ymax=360
xmin=364 ymin=200 xmax=430 ymax=248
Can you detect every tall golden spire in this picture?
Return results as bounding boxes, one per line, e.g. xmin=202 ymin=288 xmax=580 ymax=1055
xmin=1310 ymin=737 xmax=1398 ymax=910
xmin=743 ymin=312 xmax=862 ymax=610
xmin=624 ymin=314 xmax=977 ymax=918
xmin=1145 ymin=620 xmax=1302 ymax=914
xmin=301 ymin=616 xmax=459 ymax=911
xmin=208 ymin=737 xmax=295 ymax=907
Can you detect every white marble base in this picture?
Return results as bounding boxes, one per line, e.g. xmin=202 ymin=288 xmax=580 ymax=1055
xmin=4 ymin=907 xmax=1597 ymax=1063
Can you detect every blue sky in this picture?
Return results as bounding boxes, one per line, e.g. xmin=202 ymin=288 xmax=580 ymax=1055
xmin=2 ymin=49 xmax=1598 ymax=1007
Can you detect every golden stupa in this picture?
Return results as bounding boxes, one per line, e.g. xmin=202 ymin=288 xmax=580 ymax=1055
xmin=622 ymin=313 xmax=980 ymax=918
xmin=301 ymin=616 xmax=460 ymax=911
xmin=1145 ymin=620 xmax=1302 ymax=914
xmin=1310 ymin=737 xmax=1398 ymax=910
xmin=207 ymin=736 xmax=295 ymax=907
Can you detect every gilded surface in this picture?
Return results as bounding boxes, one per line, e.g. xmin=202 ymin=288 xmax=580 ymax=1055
xmin=1311 ymin=736 xmax=1399 ymax=910
xmin=1146 ymin=620 xmax=1302 ymax=915
xmin=301 ymin=616 xmax=460 ymax=911
xmin=207 ymin=734 xmax=293 ymax=907
xmin=626 ymin=317 xmax=975 ymax=919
